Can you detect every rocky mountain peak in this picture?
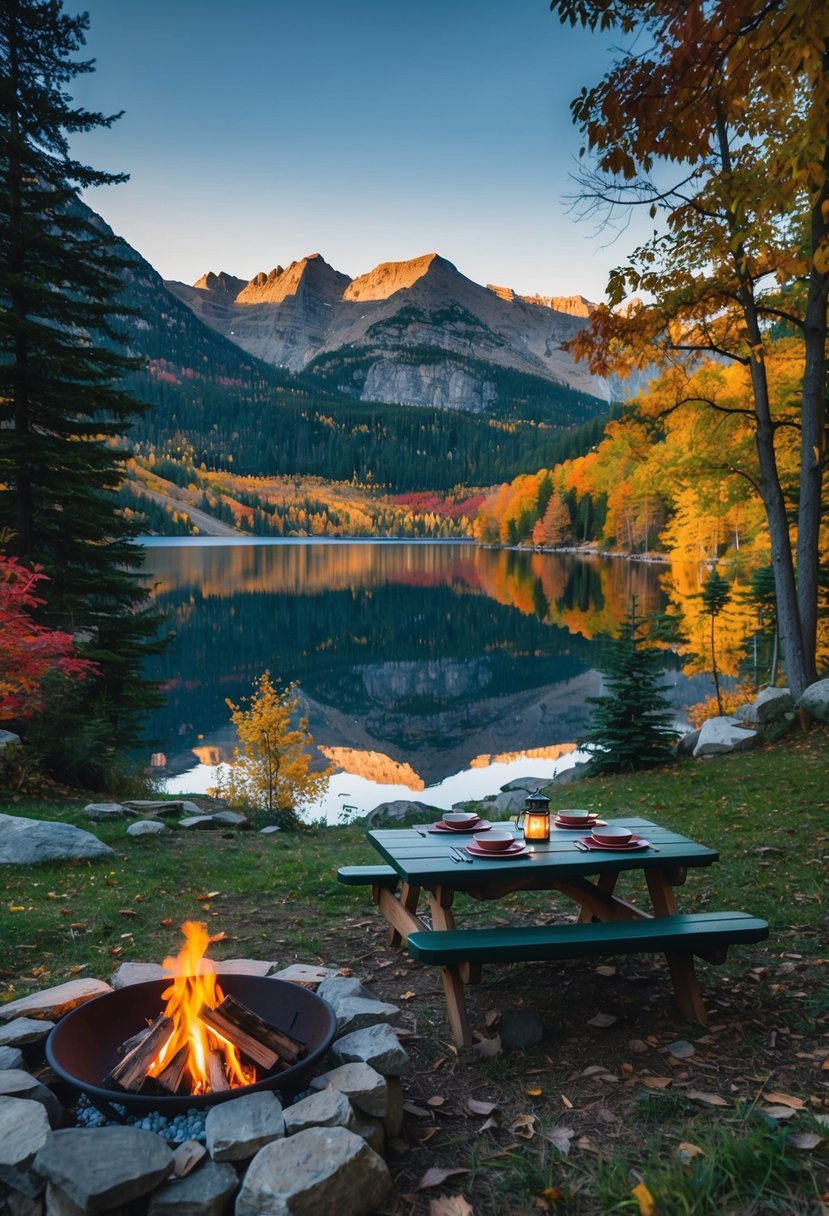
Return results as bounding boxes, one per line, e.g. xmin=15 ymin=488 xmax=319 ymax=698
xmin=193 ymin=270 xmax=247 ymax=296
xmin=344 ymin=252 xmax=458 ymax=302
xmin=236 ymin=254 xmax=349 ymax=306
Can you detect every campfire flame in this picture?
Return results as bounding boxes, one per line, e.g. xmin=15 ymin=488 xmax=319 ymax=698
xmin=148 ymin=920 xmax=254 ymax=1093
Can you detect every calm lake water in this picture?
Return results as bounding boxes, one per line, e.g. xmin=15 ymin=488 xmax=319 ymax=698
xmin=140 ymin=539 xmax=707 ymax=822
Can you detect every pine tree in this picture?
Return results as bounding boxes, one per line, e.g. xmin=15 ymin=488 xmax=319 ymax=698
xmin=0 ymin=0 xmax=164 ymax=784
xmin=581 ymin=600 xmax=677 ymax=776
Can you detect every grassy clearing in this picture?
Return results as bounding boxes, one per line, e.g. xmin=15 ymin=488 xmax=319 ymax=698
xmin=2 ymin=729 xmax=828 ymax=1215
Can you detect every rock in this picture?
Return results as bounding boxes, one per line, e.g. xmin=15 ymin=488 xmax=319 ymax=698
xmin=499 ymin=777 xmax=550 ymax=793
xmin=349 ymin=1114 xmax=385 ymax=1154
xmin=480 ymin=790 xmax=526 ymax=815
xmin=270 ymin=964 xmax=339 ymax=987
xmin=384 ymin=1078 xmax=404 ymax=1138
xmin=552 ymin=761 xmax=592 ymax=785
xmin=675 ymin=729 xmax=701 ymax=756
xmin=0 ymin=814 xmax=114 ymax=866
xmin=740 ymin=687 xmax=794 ymax=725
xmin=0 ymin=1070 xmax=63 ymax=1128
xmin=213 ymin=959 xmax=274 ymax=977
xmin=692 ymin=716 xmax=759 ymax=757
xmin=0 ymin=1017 xmax=55 ymax=1046
xmin=0 ymin=1044 xmax=26 ymax=1069
xmin=33 ymin=1127 xmax=174 ymax=1210
xmin=328 ymin=1024 xmax=412 ymax=1077
xmin=500 ymin=1007 xmax=544 ymax=1051
xmin=3 ymin=1191 xmax=43 ymax=1216
xmin=179 ymin=816 xmax=218 ymax=830
xmin=0 ymin=729 xmax=22 ymax=748
xmin=795 ymin=678 xmax=829 ymax=723
xmin=83 ymin=803 xmax=125 ymax=821
xmin=259 ymin=825 xmax=281 ymax=835
xmin=204 ymin=1091 xmax=285 ymax=1163
xmin=309 ymin=1063 xmax=388 ymax=1118
xmin=235 ymin=1127 xmax=391 ymax=1216
xmin=282 ymin=1089 xmax=359 ymax=1136
xmin=0 ymin=979 xmax=112 ymax=1022
xmin=363 ymin=800 xmax=438 ymax=827
xmin=147 ymin=1159 xmax=238 ymax=1216
xmin=315 ymin=976 xmax=403 ymax=1035
xmin=316 ymin=977 xmax=374 ymax=1003
xmin=126 ymin=820 xmax=168 ymax=836
xmin=121 ymin=800 xmax=184 ymax=817
xmin=111 ymin=962 xmax=168 ymax=989
xmin=0 ymin=1097 xmax=51 ymax=1198
xmin=211 ymin=810 xmax=250 ymax=829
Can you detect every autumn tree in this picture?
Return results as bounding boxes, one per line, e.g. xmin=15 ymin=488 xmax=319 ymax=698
xmin=215 ymin=672 xmax=331 ymax=829
xmin=551 ymin=0 xmax=828 ymax=697
xmin=0 ymin=0 xmax=164 ymax=782
xmin=532 ymin=492 xmax=571 ymax=547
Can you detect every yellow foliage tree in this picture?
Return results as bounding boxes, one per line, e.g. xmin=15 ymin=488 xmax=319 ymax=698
xmin=215 ymin=673 xmax=331 ymax=828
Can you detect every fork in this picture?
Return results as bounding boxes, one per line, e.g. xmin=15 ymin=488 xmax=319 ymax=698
xmin=450 ymin=846 xmax=473 ymax=864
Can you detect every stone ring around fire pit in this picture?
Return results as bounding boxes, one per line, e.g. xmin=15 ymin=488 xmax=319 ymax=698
xmin=46 ymin=974 xmax=337 ymax=1119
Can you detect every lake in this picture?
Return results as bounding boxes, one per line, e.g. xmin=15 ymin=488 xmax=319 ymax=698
xmin=140 ymin=539 xmax=708 ymax=821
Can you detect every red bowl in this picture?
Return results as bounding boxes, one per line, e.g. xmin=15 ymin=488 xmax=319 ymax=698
xmin=472 ymin=831 xmax=514 ymax=852
xmin=590 ymin=826 xmax=634 ymax=846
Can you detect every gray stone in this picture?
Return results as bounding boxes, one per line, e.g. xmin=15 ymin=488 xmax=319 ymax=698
xmin=213 ymin=959 xmax=274 ymax=977
xmin=126 ymin=820 xmax=168 ymax=836
xmin=753 ymin=687 xmax=793 ymax=723
xmin=0 ymin=1070 xmax=62 ymax=1127
xmin=180 ymin=801 xmax=207 ymax=815
xmin=332 ymin=997 xmax=403 ymax=1036
xmin=383 ymin=1078 xmax=404 ymax=1138
xmin=204 ymin=1091 xmax=284 ymax=1163
xmin=349 ymin=1114 xmax=385 ymax=1154
xmin=675 ymin=728 xmax=701 ymax=757
xmin=0 ymin=1017 xmax=54 ymax=1046
xmin=692 ymin=716 xmax=759 ymax=757
xmin=499 ymin=776 xmax=550 ymax=794
xmin=121 ymin=800 xmax=184 ymax=817
xmin=0 ymin=1044 xmax=25 ymax=1069
xmin=3 ymin=1191 xmax=43 ymax=1216
xmin=0 ymin=814 xmax=114 ymax=866
xmin=328 ymin=1024 xmax=412 ymax=1076
xmin=148 ymin=1159 xmax=238 ymax=1216
xmin=179 ymin=816 xmax=218 ymax=830
xmin=552 ymin=761 xmax=592 ymax=785
xmin=316 ymin=977 xmax=374 ymax=1004
xmin=795 ymin=678 xmax=829 ymax=723
xmin=481 ymin=789 xmax=527 ymax=814
xmin=270 ymin=964 xmax=338 ymax=987
xmin=500 ymin=1007 xmax=544 ymax=1051
xmin=309 ymin=1062 xmax=388 ymax=1118
xmin=211 ymin=810 xmax=250 ymax=829
xmin=282 ymin=1089 xmax=359 ymax=1136
xmin=235 ymin=1127 xmax=392 ymax=1216
xmin=83 ymin=803 xmax=125 ymax=821
xmin=111 ymin=962 xmax=168 ymax=989
xmin=259 ymin=825 xmax=281 ymax=835
xmin=0 ymin=1097 xmax=51 ymax=1197
xmin=33 ymin=1127 xmax=174 ymax=1209
xmin=0 ymin=979 xmax=111 ymax=1022
xmin=0 ymin=730 xmax=22 ymax=748
xmin=363 ymin=800 xmax=438 ymax=827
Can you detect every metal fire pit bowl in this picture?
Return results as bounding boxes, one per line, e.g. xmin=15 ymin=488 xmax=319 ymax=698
xmin=46 ymin=974 xmax=337 ymax=1118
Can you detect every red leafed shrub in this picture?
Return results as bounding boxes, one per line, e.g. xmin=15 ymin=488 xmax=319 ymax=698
xmin=0 ymin=554 xmax=99 ymax=721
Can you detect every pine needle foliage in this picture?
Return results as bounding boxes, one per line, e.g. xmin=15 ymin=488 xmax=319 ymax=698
xmin=581 ymin=599 xmax=677 ymax=775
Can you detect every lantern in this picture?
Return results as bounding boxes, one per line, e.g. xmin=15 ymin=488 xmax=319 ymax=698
xmin=516 ymin=793 xmax=550 ymax=841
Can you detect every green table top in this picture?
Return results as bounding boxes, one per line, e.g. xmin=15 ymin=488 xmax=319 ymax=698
xmin=368 ymin=816 xmax=718 ymax=887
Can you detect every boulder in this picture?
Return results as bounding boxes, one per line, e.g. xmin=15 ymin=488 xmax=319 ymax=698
xmin=675 ymin=729 xmax=701 ymax=757
xmin=795 ymin=678 xmax=829 ymax=724
xmin=33 ymin=1127 xmax=174 ymax=1210
xmin=0 ymin=814 xmax=114 ymax=866
xmin=328 ymin=1024 xmax=412 ymax=1077
xmin=0 ymin=979 xmax=112 ymax=1023
xmin=309 ymin=1063 xmax=388 ymax=1119
xmin=0 ymin=730 xmax=22 ymax=749
xmin=0 ymin=1017 xmax=54 ymax=1046
xmin=736 ymin=687 xmax=793 ymax=725
xmin=692 ymin=716 xmax=759 ymax=757
xmin=126 ymin=820 xmax=168 ymax=836
xmin=363 ymin=800 xmax=438 ymax=827
xmin=282 ymin=1089 xmax=360 ymax=1136
xmin=83 ymin=803 xmax=125 ymax=822
xmin=147 ymin=1158 xmax=238 ymax=1216
xmin=0 ymin=1096 xmax=51 ymax=1197
xmin=204 ymin=1091 xmax=285 ymax=1163
xmin=111 ymin=962 xmax=168 ymax=989
xmin=480 ymin=790 xmax=526 ymax=815
xmin=499 ymin=776 xmax=551 ymax=794
xmin=235 ymin=1127 xmax=391 ymax=1216
xmin=0 ymin=1070 xmax=62 ymax=1127
xmin=552 ymin=761 xmax=592 ymax=785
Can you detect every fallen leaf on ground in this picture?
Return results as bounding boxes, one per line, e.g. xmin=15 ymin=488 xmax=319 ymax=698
xmin=588 ymin=1012 xmax=617 ymax=1028
xmin=537 ymin=1187 xmax=563 ymax=1209
xmin=429 ymin=1195 xmax=474 ymax=1216
xmin=762 ymin=1105 xmax=799 ymax=1121
xmin=631 ymin=1181 xmax=657 ymax=1216
xmin=478 ymin=1115 xmax=501 ymax=1133
xmin=685 ymin=1089 xmax=729 ymax=1107
xmin=560 ymin=1093 xmax=573 ymax=1109
xmin=471 ymin=1035 xmax=501 ymax=1061
xmin=510 ymin=1113 xmax=536 ymax=1139
xmin=416 ymin=1167 xmax=470 ymax=1191
xmin=789 ymin=1131 xmax=823 ymax=1151
xmin=764 ymin=1092 xmax=805 ymax=1109
xmin=677 ymin=1142 xmax=705 ymax=1162
xmin=667 ymin=1040 xmax=695 ymax=1059
xmin=543 ymin=1126 xmax=575 ymax=1154
xmin=643 ymin=1076 xmax=672 ymax=1090
xmin=463 ymin=1097 xmax=497 ymax=1117
xmin=595 ymin=965 xmax=617 ymax=977
xmin=400 ymin=990 xmax=417 ymax=1000
xmin=427 ymin=1095 xmax=446 ymax=1107
xmin=403 ymin=1102 xmax=433 ymax=1118
xmin=419 ymin=1127 xmax=439 ymax=1144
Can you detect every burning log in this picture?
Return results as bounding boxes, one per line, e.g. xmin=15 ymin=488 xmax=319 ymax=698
xmin=155 ymin=1043 xmax=190 ymax=1094
xmin=106 ymin=1014 xmax=173 ymax=1092
xmin=206 ymin=1050 xmax=230 ymax=1093
xmin=197 ymin=994 xmax=306 ymax=1070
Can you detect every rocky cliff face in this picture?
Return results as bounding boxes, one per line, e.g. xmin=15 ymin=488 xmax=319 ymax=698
xmin=165 ymin=252 xmax=611 ymax=411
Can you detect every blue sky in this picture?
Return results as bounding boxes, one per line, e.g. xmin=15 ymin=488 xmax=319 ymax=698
xmin=70 ymin=1 xmax=638 ymax=300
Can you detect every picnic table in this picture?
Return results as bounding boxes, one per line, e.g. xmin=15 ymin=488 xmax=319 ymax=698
xmin=338 ymin=816 xmax=769 ymax=1046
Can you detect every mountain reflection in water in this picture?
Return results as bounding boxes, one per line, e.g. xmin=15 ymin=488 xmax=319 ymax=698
xmin=141 ymin=539 xmax=698 ymax=818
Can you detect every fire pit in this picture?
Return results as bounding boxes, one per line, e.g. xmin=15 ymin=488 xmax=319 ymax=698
xmin=47 ymin=973 xmax=337 ymax=1117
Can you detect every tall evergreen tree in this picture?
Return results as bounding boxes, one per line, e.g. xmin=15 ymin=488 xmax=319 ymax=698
xmin=0 ymin=0 xmax=163 ymax=783
xmin=581 ymin=599 xmax=677 ymax=776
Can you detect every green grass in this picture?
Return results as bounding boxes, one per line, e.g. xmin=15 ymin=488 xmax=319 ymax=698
xmin=2 ymin=728 xmax=828 ymax=1215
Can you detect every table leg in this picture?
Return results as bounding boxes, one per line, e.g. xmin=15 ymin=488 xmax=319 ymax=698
xmin=429 ymin=886 xmax=475 ymax=1046
xmin=577 ymin=872 xmax=618 ymax=923
xmin=646 ymin=870 xmax=708 ymax=1024
xmin=383 ymin=882 xmax=421 ymax=947
xmin=375 ymin=884 xmax=426 ymax=945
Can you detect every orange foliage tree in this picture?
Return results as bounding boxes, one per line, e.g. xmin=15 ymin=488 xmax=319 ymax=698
xmin=551 ymin=0 xmax=828 ymax=697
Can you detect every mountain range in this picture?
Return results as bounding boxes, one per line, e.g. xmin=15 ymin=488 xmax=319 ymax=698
xmin=165 ymin=251 xmax=609 ymax=415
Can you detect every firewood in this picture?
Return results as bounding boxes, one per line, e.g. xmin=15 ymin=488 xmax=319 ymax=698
xmin=197 ymin=1004 xmax=279 ymax=1071
xmin=206 ymin=1050 xmax=230 ymax=1092
xmin=155 ymin=1043 xmax=189 ymax=1094
xmin=173 ymin=1140 xmax=207 ymax=1178
xmin=106 ymin=1014 xmax=173 ymax=1091
xmin=202 ymin=994 xmax=306 ymax=1064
